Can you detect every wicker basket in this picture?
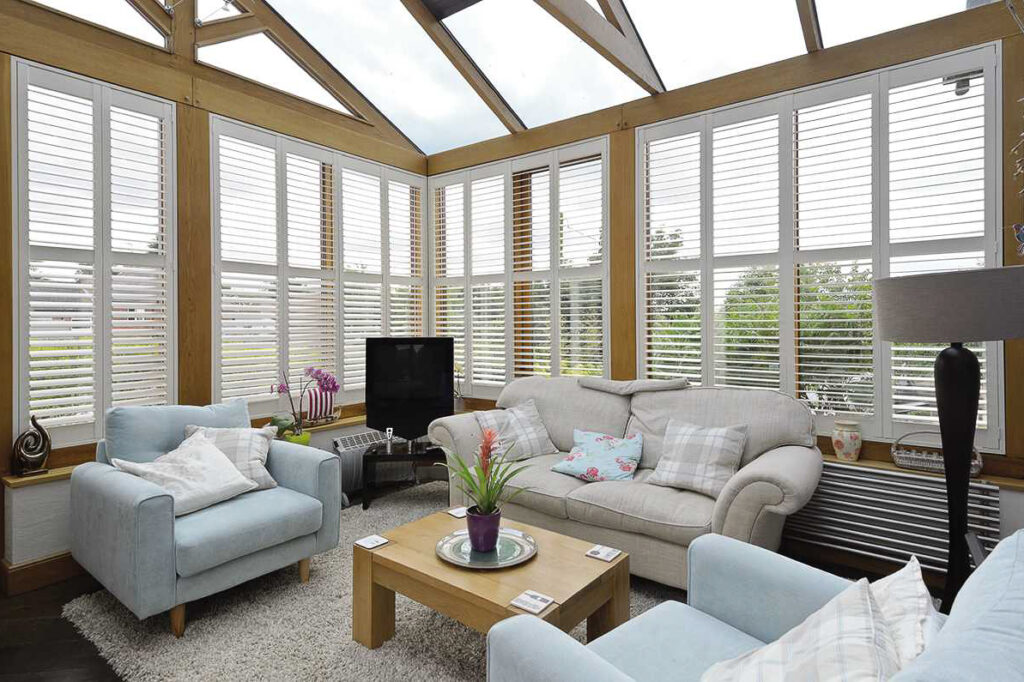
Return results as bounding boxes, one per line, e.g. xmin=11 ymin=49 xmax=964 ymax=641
xmin=891 ymin=430 xmax=983 ymax=477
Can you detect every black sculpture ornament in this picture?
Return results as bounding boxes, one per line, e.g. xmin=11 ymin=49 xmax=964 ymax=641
xmin=13 ymin=415 xmax=51 ymax=477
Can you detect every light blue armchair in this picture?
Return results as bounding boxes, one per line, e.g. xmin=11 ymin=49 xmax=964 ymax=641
xmin=488 ymin=530 xmax=1024 ymax=681
xmin=70 ymin=400 xmax=341 ymax=637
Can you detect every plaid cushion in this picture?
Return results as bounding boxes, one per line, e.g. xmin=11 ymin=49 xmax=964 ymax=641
xmin=475 ymin=399 xmax=557 ymax=460
xmin=184 ymin=424 xmax=278 ymax=490
xmin=648 ymin=420 xmax=747 ymax=498
xmin=871 ymin=555 xmax=943 ymax=667
xmin=702 ymin=578 xmax=901 ymax=681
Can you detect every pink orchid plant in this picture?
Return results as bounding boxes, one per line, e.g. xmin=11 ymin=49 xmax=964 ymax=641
xmin=269 ymin=367 xmax=339 ymax=436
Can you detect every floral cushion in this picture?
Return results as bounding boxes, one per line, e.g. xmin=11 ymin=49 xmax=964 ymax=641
xmin=551 ymin=429 xmax=643 ymax=482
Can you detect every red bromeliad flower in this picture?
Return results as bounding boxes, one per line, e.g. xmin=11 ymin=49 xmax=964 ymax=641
xmin=479 ymin=428 xmax=499 ymax=478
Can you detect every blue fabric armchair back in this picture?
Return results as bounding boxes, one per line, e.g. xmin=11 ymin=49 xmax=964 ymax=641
xmin=97 ymin=400 xmax=251 ymax=464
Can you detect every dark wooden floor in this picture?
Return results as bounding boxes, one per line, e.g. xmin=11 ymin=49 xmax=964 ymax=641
xmin=0 ymin=574 xmax=118 ymax=681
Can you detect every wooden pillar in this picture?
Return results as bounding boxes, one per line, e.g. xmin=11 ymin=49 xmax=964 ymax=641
xmin=0 ymin=53 xmax=14 ymax=572
xmin=176 ymin=104 xmax=213 ymax=405
xmin=1003 ymin=34 xmax=1024 ymax=458
xmin=608 ymin=129 xmax=636 ymax=380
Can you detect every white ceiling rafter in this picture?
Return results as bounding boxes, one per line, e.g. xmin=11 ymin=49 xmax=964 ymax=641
xmin=534 ymin=0 xmax=665 ymax=94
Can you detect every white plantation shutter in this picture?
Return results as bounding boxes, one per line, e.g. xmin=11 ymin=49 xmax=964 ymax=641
xmin=711 ymin=111 xmax=781 ymax=390
xmin=470 ymin=283 xmax=505 ymax=386
xmin=430 ymin=140 xmax=609 ymax=395
xmin=433 ymin=183 xmax=467 ymax=380
xmin=640 ymin=126 xmax=703 ymax=383
xmin=633 ymin=47 xmax=1001 ymax=451
xmin=512 ymin=279 xmax=551 ymax=377
xmin=27 ymin=261 xmax=95 ymax=428
xmin=512 ymin=167 xmax=551 ymax=377
xmin=887 ymin=63 xmax=991 ymax=433
xmin=217 ymin=132 xmax=278 ymax=400
xmin=644 ymin=271 xmax=702 ymax=381
xmin=17 ymin=64 xmax=176 ymax=444
xmin=713 ymin=114 xmax=780 ymax=256
xmin=386 ymin=178 xmax=425 ymax=337
xmin=470 ymin=174 xmax=507 ymax=387
xmin=342 ymin=281 xmax=382 ymax=391
xmin=342 ymin=168 xmax=382 ymax=276
xmin=285 ymin=153 xmax=336 ymax=385
xmin=559 ymin=277 xmax=603 ymax=376
xmin=793 ymin=92 xmax=875 ymax=417
xmin=220 ymin=272 xmax=278 ymax=399
xmin=713 ymin=266 xmax=780 ymax=389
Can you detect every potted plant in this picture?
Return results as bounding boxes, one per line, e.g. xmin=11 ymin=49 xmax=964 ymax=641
xmin=444 ymin=428 xmax=529 ymax=552
xmin=270 ymin=367 xmax=340 ymax=445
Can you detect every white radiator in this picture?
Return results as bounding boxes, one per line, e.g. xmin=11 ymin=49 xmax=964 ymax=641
xmin=784 ymin=460 xmax=1001 ymax=573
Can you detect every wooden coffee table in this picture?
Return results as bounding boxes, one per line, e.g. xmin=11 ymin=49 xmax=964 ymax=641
xmin=352 ymin=512 xmax=630 ymax=648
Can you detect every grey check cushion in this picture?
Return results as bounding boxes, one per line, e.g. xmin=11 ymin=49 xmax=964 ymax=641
xmin=475 ymin=399 xmax=557 ymax=460
xmin=648 ymin=420 xmax=748 ymax=498
xmin=184 ymin=424 xmax=278 ymax=489
xmin=702 ymin=578 xmax=901 ymax=681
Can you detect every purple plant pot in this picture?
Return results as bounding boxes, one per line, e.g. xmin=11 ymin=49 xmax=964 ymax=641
xmin=466 ymin=506 xmax=501 ymax=553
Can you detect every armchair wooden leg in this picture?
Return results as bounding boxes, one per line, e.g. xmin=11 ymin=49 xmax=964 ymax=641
xmin=170 ymin=604 xmax=186 ymax=638
xmin=298 ymin=558 xmax=310 ymax=583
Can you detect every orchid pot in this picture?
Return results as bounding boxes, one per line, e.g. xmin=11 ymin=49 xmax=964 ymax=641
xmin=283 ymin=431 xmax=312 ymax=446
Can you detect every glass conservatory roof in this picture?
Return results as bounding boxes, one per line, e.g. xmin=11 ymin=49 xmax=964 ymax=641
xmin=42 ymin=0 xmax=1004 ymax=155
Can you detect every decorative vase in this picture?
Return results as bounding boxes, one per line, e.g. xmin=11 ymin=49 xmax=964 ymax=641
xmin=832 ymin=420 xmax=863 ymax=462
xmin=284 ymin=431 xmax=312 ymax=446
xmin=466 ymin=506 xmax=501 ymax=552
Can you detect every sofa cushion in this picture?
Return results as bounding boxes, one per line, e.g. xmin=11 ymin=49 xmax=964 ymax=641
xmin=628 ymin=387 xmax=814 ymax=469
xmin=104 ymin=400 xmax=251 ymax=464
xmin=895 ymin=530 xmax=1024 ymax=681
xmin=497 ymin=376 xmax=631 ymax=452
xmin=175 ymin=487 xmax=323 ymax=577
xmin=587 ymin=600 xmax=763 ymax=682
xmin=565 ymin=470 xmax=714 ymax=546
xmin=504 ymin=453 xmax=588 ymax=519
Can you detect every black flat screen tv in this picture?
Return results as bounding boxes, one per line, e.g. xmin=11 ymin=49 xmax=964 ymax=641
xmin=365 ymin=337 xmax=454 ymax=441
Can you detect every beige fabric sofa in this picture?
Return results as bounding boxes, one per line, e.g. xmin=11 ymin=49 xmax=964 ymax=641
xmin=428 ymin=376 xmax=823 ymax=589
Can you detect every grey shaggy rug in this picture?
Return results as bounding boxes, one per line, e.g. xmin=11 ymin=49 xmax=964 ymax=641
xmin=64 ymin=481 xmax=682 ymax=681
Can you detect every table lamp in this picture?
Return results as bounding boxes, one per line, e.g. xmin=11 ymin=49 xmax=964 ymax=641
xmin=874 ymin=265 xmax=1024 ymax=610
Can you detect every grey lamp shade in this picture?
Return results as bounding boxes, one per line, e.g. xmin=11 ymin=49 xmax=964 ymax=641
xmin=874 ymin=265 xmax=1024 ymax=342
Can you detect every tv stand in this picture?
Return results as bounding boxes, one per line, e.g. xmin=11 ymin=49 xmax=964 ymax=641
xmin=362 ymin=441 xmax=447 ymax=510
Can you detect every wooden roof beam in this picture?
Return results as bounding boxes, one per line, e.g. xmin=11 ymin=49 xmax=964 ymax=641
xmin=194 ymin=14 xmax=265 ymax=48
xmin=535 ymin=0 xmax=665 ymax=94
xmin=125 ymin=0 xmax=171 ymax=37
xmin=795 ymin=0 xmax=823 ymax=53
xmin=232 ymin=0 xmax=420 ymax=151
xmin=401 ymin=0 xmax=525 ymax=133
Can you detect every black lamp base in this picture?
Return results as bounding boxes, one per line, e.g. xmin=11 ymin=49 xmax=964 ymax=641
xmin=934 ymin=342 xmax=980 ymax=612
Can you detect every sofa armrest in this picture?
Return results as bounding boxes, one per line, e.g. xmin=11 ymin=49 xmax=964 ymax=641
xmin=428 ymin=413 xmax=484 ymax=507
xmin=487 ymin=615 xmax=632 ymax=682
xmin=712 ymin=445 xmax=822 ymax=549
xmin=267 ymin=440 xmax=341 ymax=554
xmin=687 ymin=533 xmax=849 ymax=642
xmin=70 ymin=461 xmax=176 ymax=619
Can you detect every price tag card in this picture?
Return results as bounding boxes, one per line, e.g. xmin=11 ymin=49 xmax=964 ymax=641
xmin=354 ymin=534 xmax=389 ymax=550
xmin=447 ymin=506 xmax=468 ymax=519
xmin=586 ymin=545 xmax=622 ymax=562
xmin=510 ymin=590 xmax=555 ymax=615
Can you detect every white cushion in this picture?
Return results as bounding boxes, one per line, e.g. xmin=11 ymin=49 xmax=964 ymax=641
xmin=648 ymin=420 xmax=748 ymax=499
xmin=184 ymin=424 xmax=278 ymax=490
xmin=112 ymin=432 xmax=258 ymax=516
xmin=702 ymin=578 xmax=901 ymax=681
xmin=871 ymin=555 xmax=943 ymax=667
xmin=475 ymin=399 xmax=557 ymax=460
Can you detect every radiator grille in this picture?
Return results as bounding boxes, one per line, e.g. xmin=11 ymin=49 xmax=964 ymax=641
xmin=784 ymin=461 xmax=1001 ymax=574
